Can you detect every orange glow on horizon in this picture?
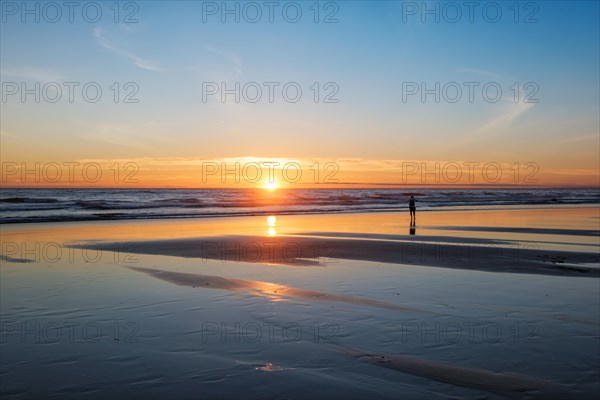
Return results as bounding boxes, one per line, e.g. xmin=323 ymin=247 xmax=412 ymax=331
xmin=0 ymin=157 xmax=599 ymax=188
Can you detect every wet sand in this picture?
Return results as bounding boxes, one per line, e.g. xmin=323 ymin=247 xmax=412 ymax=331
xmin=334 ymin=346 xmax=556 ymax=396
xmin=80 ymin=233 xmax=600 ymax=276
xmin=1 ymin=206 xmax=599 ymax=399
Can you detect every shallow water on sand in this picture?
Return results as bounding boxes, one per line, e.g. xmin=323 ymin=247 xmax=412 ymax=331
xmin=1 ymin=209 xmax=599 ymax=399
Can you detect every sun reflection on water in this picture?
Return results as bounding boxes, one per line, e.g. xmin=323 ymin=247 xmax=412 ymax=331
xmin=267 ymin=215 xmax=277 ymax=236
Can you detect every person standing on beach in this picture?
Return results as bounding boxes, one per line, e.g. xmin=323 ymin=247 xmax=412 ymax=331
xmin=409 ymin=195 xmax=417 ymax=224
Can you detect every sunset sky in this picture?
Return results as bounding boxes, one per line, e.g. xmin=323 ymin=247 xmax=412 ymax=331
xmin=1 ymin=1 xmax=598 ymax=187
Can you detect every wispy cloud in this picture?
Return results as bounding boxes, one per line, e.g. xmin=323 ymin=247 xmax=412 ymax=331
xmin=477 ymin=100 xmax=535 ymax=134
xmin=205 ymin=46 xmax=242 ymax=76
xmin=185 ymin=46 xmax=242 ymax=81
xmin=93 ymin=27 xmax=161 ymax=72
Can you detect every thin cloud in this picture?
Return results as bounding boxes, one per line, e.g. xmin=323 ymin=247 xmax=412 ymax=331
xmin=205 ymin=46 xmax=242 ymax=76
xmin=93 ymin=27 xmax=161 ymax=72
xmin=477 ymin=101 xmax=535 ymax=134
xmin=185 ymin=46 xmax=242 ymax=81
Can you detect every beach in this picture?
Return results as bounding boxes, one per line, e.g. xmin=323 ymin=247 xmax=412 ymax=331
xmin=1 ymin=206 xmax=599 ymax=399
xmin=3 ymin=0 xmax=599 ymax=397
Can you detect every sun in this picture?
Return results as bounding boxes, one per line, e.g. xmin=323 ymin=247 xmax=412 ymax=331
xmin=263 ymin=180 xmax=278 ymax=190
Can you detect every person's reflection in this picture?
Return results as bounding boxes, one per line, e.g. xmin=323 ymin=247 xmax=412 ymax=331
xmin=409 ymin=219 xmax=416 ymax=235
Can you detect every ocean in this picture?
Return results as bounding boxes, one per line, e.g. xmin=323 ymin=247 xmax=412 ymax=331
xmin=0 ymin=188 xmax=598 ymax=224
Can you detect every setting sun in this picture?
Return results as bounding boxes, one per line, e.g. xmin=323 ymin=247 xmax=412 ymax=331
xmin=263 ymin=181 xmax=278 ymax=190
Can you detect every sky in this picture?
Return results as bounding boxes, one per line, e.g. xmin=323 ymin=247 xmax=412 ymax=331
xmin=1 ymin=0 xmax=599 ymax=187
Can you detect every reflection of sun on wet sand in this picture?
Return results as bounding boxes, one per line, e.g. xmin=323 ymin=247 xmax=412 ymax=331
xmin=127 ymin=266 xmax=424 ymax=312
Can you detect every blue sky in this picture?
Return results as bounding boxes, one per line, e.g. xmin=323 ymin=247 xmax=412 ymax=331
xmin=1 ymin=0 xmax=599 ymax=185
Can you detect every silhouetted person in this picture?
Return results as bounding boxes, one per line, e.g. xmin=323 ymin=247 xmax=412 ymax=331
xmin=409 ymin=195 xmax=417 ymax=223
